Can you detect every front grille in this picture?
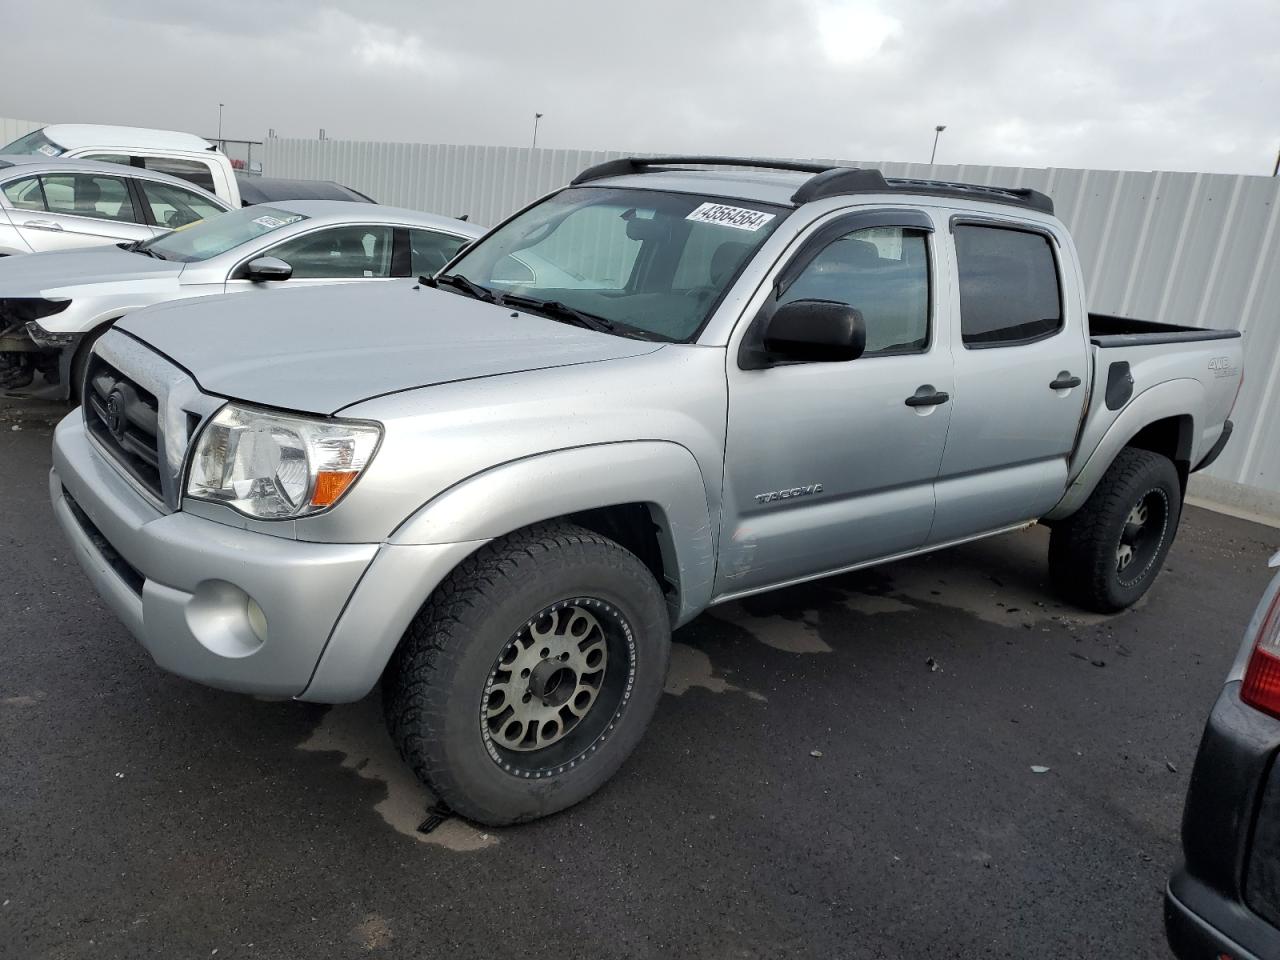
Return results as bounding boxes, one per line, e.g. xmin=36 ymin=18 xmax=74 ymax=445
xmin=83 ymin=355 xmax=163 ymax=501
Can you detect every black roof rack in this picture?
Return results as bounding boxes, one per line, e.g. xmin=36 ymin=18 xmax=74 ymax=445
xmin=570 ymin=156 xmax=1053 ymax=215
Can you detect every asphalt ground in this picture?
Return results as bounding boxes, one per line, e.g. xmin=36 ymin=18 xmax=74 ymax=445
xmin=2 ymin=414 xmax=1278 ymax=959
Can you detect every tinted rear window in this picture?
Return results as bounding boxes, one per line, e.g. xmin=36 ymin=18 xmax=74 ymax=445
xmin=954 ymin=225 xmax=1062 ymax=347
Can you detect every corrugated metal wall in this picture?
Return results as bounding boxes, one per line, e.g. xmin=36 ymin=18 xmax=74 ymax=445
xmin=261 ymin=138 xmax=1279 ymax=510
xmin=0 ymin=116 xmax=44 ymax=147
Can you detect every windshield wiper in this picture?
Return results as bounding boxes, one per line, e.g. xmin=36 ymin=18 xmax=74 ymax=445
xmin=421 ymin=273 xmax=501 ymax=304
xmin=501 ymin=294 xmax=619 ymax=334
xmin=123 ymin=240 xmax=165 ymax=260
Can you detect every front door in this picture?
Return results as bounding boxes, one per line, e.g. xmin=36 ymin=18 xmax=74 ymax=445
xmin=223 ymin=224 xmax=397 ymax=294
xmin=929 ymin=220 xmax=1089 ymax=543
xmin=3 ymin=171 xmax=152 ymax=253
xmin=718 ymin=209 xmax=954 ymax=597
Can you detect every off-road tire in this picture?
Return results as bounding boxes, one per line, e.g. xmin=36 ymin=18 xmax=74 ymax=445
xmin=1048 ymin=447 xmax=1182 ymax=613
xmin=382 ymin=521 xmax=670 ymax=825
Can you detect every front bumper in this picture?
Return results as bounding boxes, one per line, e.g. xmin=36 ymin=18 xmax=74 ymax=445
xmin=51 ymin=413 xmax=482 ymax=701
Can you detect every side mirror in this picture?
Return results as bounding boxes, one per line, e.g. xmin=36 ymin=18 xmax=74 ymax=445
xmin=244 ymin=256 xmax=293 ymax=282
xmin=759 ymin=299 xmax=866 ymax=364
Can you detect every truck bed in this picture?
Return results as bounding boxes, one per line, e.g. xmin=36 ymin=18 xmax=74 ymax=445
xmin=1088 ymin=313 xmax=1242 ymax=348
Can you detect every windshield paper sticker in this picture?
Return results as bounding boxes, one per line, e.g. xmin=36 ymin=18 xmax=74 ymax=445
xmin=251 ymin=215 xmax=301 ymax=229
xmin=686 ymin=202 xmax=775 ymax=232
xmin=37 ymin=144 xmax=62 ymax=157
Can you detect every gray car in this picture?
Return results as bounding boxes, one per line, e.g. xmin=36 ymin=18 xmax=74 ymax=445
xmin=0 ymin=154 xmax=232 ymax=256
xmin=0 ymin=200 xmax=483 ymax=398
xmin=50 ymin=157 xmax=1241 ymax=825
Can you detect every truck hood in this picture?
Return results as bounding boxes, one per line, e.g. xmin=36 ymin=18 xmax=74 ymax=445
xmin=0 ymin=246 xmax=183 ymax=299
xmin=117 ymin=281 xmax=667 ymax=415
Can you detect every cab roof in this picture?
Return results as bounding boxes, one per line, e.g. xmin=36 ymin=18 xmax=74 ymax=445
xmin=40 ymin=124 xmax=214 ymax=154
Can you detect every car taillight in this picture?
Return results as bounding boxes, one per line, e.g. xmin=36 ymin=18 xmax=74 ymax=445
xmin=1241 ymin=583 xmax=1280 ymax=719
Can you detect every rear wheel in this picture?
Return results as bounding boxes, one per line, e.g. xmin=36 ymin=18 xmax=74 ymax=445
xmin=1048 ymin=447 xmax=1182 ymax=612
xmin=382 ymin=521 xmax=670 ymax=825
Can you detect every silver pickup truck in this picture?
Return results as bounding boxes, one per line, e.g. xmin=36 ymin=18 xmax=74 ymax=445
xmin=49 ymin=157 xmax=1243 ymax=825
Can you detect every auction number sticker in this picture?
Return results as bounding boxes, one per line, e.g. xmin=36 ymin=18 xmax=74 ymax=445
xmin=252 ymin=214 xmax=302 ymax=229
xmin=686 ymin=202 xmax=775 ymax=232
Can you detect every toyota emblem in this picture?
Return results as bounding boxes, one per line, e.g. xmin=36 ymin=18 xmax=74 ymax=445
xmin=105 ymin=389 xmax=127 ymax=441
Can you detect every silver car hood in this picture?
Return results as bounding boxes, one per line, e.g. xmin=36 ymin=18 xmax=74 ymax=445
xmin=117 ymin=281 xmax=666 ymax=415
xmin=0 ymin=246 xmax=183 ymax=299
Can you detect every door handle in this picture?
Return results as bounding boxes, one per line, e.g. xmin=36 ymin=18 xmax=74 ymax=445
xmin=1050 ymin=374 xmax=1082 ymax=390
xmin=23 ymin=220 xmax=63 ymax=232
xmin=904 ymin=389 xmax=950 ymax=407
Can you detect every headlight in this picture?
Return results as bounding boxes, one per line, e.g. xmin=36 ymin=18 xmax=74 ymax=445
xmin=186 ymin=404 xmax=381 ymax=519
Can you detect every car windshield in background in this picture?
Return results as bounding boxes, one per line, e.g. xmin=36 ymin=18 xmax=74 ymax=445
xmin=0 ymin=128 xmax=65 ymax=157
xmin=138 ymin=206 xmax=309 ymax=263
xmin=448 ymin=187 xmax=787 ymax=342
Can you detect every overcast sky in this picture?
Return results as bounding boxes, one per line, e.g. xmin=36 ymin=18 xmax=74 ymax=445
xmin=4 ymin=0 xmax=1277 ymax=175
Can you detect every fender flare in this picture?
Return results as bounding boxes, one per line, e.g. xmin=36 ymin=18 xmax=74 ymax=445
xmin=1046 ymin=378 xmax=1202 ymax=520
xmin=389 ymin=440 xmax=718 ymax=625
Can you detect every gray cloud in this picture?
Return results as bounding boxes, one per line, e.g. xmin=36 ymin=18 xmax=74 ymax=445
xmin=3 ymin=0 xmax=1277 ymax=174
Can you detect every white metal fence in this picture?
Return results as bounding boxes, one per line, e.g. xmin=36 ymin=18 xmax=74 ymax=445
xmin=0 ymin=116 xmax=43 ymax=148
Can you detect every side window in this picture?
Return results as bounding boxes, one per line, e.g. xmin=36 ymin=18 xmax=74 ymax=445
xmin=139 ymin=180 xmax=224 ymax=229
xmin=139 ymin=157 xmax=217 ymax=194
xmin=1 ymin=176 xmax=45 ymax=211
xmin=409 ymin=229 xmax=469 ymax=276
xmin=39 ymin=173 xmax=137 ymax=223
xmin=264 ymin=225 xmax=393 ymax=279
xmin=954 ymin=224 xmax=1062 ymax=347
xmin=780 ymin=226 xmax=931 ymax=356
xmin=80 ymin=154 xmax=134 ymax=167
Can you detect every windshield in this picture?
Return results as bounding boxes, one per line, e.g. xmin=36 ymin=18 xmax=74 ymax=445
xmin=1 ymin=128 xmax=65 ymax=157
xmin=138 ymin=206 xmax=308 ymax=263
xmin=448 ymin=187 xmax=787 ymax=342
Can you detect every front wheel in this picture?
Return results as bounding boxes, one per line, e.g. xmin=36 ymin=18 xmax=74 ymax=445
xmin=383 ymin=521 xmax=671 ymax=825
xmin=1048 ymin=447 xmax=1182 ymax=613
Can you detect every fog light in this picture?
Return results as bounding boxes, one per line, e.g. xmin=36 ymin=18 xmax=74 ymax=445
xmin=185 ymin=580 xmax=266 ymax=659
xmin=246 ymin=597 xmax=268 ymax=643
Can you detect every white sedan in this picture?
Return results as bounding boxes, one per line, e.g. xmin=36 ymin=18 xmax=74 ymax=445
xmin=0 ymin=200 xmax=483 ymax=399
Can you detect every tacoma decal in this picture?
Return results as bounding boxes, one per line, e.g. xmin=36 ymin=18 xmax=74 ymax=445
xmin=754 ymin=483 xmax=823 ymax=504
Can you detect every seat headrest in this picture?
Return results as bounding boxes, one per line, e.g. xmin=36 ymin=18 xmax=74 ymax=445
xmin=710 ymin=241 xmax=752 ymax=286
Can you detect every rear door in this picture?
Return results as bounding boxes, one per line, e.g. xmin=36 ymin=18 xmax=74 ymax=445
xmin=1 ymin=171 xmax=151 ymax=252
xmin=718 ymin=208 xmax=954 ymax=596
xmin=407 ymin=227 xmax=473 ymax=276
xmin=929 ymin=217 xmax=1088 ymax=543
xmin=135 ymin=178 xmax=228 ymax=234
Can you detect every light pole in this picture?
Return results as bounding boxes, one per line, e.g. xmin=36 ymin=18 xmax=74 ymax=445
xmin=930 ymin=124 xmax=946 ymax=165
xmin=217 ymin=103 xmax=224 ymax=145
xmin=531 ymin=112 xmax=544 ymax=149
